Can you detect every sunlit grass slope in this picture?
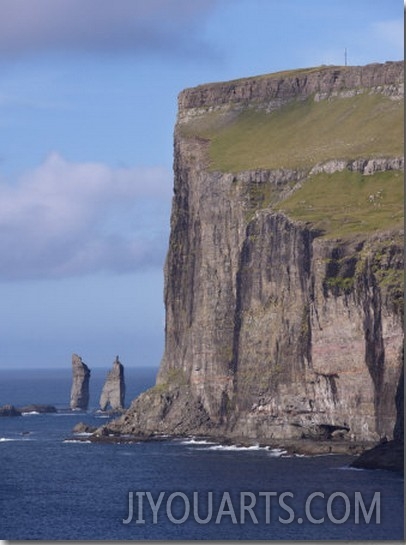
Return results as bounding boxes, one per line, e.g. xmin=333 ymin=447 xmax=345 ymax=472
xmin=182 ymin=79 xmax=404 ymax=237
xmin=275 ymin=170 xmax=403 ymax=238
xmin=184 ymin=93 xmax=403 ymax=172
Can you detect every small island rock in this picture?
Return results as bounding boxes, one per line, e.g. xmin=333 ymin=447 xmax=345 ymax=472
xmin=19 ymin=404 xmax=57 ymax=414
xmin=0 ymin=404 xmax=21 ymax=417
xmin=72 ymin=422 xmax=97 ymax=434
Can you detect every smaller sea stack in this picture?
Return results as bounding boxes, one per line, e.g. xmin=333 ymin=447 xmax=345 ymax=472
xmin=99 ymin=356 xmax=125 ymax=411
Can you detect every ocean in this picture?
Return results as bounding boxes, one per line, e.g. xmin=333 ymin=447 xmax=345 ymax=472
xmin=0 ymin=367 xmax=404 ymax=540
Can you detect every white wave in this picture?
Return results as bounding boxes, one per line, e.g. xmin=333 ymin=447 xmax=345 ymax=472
xmin=180 ymin=438 xmax=217 ymax=446
xmin=208 ymin=443 xmax=270 ymax=452
xmin=63 ymin=439 xmax=91 ymax=444
xmin=22 ymin=411 xmax=40 ymax=416
xmin=268 ymin=448 xmax=288 ymax=457
xmin=337 ymin=466 xmax=367 ymax=471
xmin=51 ymin=413 xmax=79 ymax=416
xmin=73 ymin=432 xmax=93 ymax=437
xmin=0 ymin=437 xmax=35 ymax=442
xmin=274 ymin=453 xmax=302 ymax=458
xmin=95 ymin=415 xmax=110 ymax=419
xmin=202 ymin=443 xmax=288 ymax=455
xmin=208 ymin=445 xmax=246 ymax=451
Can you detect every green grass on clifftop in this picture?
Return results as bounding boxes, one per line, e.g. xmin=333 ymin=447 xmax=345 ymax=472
xmin=275 ymin=169 xmax=404 ymax=238
xmin=185 ymin=93 xmax=403 ymax=172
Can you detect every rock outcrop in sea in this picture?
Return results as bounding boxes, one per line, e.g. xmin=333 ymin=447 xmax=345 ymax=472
xmin=96 ymin=62 xmax=404 ymax=458
xmin=72 ymin=422 xmax=97 ymax=434
xmin=99 ymin=356 xmax=125 ymax=411
xmin=70 ymin=353 xmax=91 ymax=410
xmin=19 ymin=404 xmax=57 ymax=414
xmin=0 ymin=405 xmax=21 ymax=417
xmin=0 ymin=404 xmax=57 ymax=417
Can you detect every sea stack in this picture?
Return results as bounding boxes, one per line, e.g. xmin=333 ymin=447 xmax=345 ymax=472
xmin=99 ymin=356 xmax=125 ymax=411
xmin=70 ymin=353 xmax=91 ymax=410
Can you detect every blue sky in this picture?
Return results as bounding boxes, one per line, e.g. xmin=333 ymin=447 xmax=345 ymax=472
xmin=0 ymin=0 xmax=403 ymax=369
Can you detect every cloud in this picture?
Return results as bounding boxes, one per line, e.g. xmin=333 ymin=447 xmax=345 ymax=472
xmin=0 ymin=0 xmax=218 ymax=59
xmin=0 ymin=153 xmax=172 ymax=279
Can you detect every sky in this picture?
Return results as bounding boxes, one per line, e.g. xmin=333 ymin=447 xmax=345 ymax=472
xmin=0 ymin=0 xmax=403 ymax=369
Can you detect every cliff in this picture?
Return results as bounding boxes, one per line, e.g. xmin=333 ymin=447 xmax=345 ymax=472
xmin=99 ymin=356 xmax=125 ymax=411
xmin=70 ymin=353 xmax=91 ymax=410
xmin=101 ymin=62 xmax=404 ymax=452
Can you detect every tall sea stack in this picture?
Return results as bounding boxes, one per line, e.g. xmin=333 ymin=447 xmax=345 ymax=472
xmin=70 ymin=353 xmax=91 ymax=410
xmin=100 ymin=62 xmax=404 ymax=453
xmin=99 ymin=356 xmax=125 ymax=411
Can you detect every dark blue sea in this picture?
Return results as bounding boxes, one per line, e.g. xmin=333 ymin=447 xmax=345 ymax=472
xmin=0 ymin=367 xmax=404 ymax=540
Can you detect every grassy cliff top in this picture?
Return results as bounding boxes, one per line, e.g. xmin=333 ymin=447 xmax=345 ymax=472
xmin=179 ymin=63 xmax=404 ymax=238
xmin=181 ymin=92 xmax=403 ymax=172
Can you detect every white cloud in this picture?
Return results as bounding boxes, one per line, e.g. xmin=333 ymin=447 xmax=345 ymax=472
xmin=0 ymin=0 xmax=218 ymax=59
xmin=0 ymin=153 xmax=172 ymax=279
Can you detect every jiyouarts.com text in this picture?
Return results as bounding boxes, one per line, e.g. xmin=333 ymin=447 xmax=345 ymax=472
xmin=122 ymin=490 xmax=381 ymax=525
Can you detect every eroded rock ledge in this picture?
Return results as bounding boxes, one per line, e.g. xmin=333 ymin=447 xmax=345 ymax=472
xmin=178 ymin=61 xmax=403 ymax=122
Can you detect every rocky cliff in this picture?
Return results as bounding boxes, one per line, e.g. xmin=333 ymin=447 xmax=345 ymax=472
xmin=99 ymin=356 xmax=125 ymax=411
xmin=70 ymin=353 xmax=91 ymax=410
xmin=102 ymin=62 xmax=404 ymax=452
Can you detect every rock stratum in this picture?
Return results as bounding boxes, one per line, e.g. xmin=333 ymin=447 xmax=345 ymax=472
xmin=100 ymin=62 xmax=404 ymax=459
xmin=99 ymin=356 xmax=125 ymax=411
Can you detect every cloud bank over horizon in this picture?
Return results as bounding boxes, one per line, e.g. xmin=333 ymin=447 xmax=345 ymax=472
xmin=0 ymin=153 xmax=172 ymax=280
xmin=0 ymin=0 xmax=218 ymax=59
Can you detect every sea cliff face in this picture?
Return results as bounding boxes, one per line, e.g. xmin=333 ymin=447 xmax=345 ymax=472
xmin=104 ymin=62 xmax=404 ymax=450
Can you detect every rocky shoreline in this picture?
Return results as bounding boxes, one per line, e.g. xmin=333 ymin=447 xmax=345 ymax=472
xmin=0 ymin=404 xmax=57 ymax=416
xmin=70 ymin=424 xmax=373 ymax=457
xmin=65 ymin=426 xmax=402 ymax=472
